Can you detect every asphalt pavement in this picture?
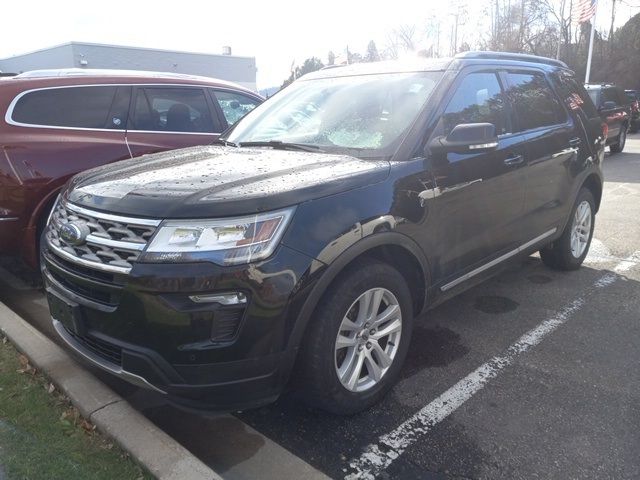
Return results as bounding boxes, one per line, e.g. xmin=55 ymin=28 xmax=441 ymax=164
xmin=1 ymin=135 xmax=639 ymax=480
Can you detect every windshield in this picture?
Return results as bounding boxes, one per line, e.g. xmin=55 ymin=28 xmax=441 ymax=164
xmin=224 ymin=72 xmax=442 ymax=156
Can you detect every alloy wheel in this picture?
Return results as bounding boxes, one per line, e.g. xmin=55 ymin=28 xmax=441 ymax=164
xmin=570 ymin=200 xmax=592 ymax=258
xmin=334 ymin=288 xmax=402 ymax=392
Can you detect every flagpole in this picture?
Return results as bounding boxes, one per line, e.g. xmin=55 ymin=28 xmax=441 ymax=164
xmin=584 ymin=3 xmax=597 ymax=84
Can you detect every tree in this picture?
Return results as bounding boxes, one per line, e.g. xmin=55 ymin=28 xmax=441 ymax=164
xmin=281 ymin=57 xmax=325 ymax=89
xmin=328 ymin=51 xmax=336 ymax=66
xmin=365 ymin=41 xmax=380 ymax=62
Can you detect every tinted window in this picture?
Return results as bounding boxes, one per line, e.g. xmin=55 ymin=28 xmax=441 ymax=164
xmin=12 ymin=86 xmax=121 ymax=128
xmin=615 ymin=87 xmax=629 ymax=106
xmin=213 ymin=91 xmax=261 ymax=126
xmin=443 ymin=72 xmax=509 ymax=135
xmin=601 ymin=88 xmax=618 ymax=106
xmin=130 ymin=87 xmax=217 ymax=133
xmin=506 ymin=73 xmax=565 ymax=131
xmin=552 ymin=72 xmax=598 ymax=118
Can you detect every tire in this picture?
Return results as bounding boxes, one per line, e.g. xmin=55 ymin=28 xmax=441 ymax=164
xmin=610 ymin=126 xmax=627 ymax=153
xmin=297 ymin=259 xmax=414 ymax=414
xmin=539 ymin=188 xmax=595 ymax=271
xmin=35 ymin=201 xmax=56 ymax=268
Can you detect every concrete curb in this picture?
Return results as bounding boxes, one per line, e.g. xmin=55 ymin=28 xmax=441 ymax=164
xmin=0 ymin=301 xmax=220 ymax=480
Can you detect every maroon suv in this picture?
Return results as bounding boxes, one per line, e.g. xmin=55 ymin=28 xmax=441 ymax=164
xmin=0 ymin=69 xmax=262 ymax=267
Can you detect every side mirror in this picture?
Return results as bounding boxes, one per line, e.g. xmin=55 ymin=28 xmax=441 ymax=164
xmin=600 ymin=101 xmax=617 ymax=110
xmin=428 ymin=123 xmax=498 ymax=155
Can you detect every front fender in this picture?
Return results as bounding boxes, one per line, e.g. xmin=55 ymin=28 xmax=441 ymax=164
xmin=284 ymin=231 xmax=430 ymax=369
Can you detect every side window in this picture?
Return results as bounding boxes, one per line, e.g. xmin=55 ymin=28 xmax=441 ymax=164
xmin=442 ymin=72 xmax=509 ymax=135
xmin=506 ymin=72 xmax=566 ymax=131
xmin=601 ymin=88 xmax=618 ymax=106
xmin=106 ymin=86 xmax=132 ymax=129
xmin=11 ymin=86 xmax=121 ymax=129
xmin=552 ymin=72 xmax=598 ymax=119
xmin=213 ymin=90 xmax=261 ymax=126
xmin=131 ymin=87 xmax=218 ymax=133
xmin=616 ymin=88 xmax=629 ymax=106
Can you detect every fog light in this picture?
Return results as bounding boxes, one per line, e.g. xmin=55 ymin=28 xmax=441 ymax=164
xmin=189 ymin=292 xmax=247 ymax=305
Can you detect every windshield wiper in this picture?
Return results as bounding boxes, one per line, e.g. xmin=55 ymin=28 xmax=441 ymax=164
xmin=237 ymin=140 xmax=322 ymax=152
xmin=213 ymin=139 xmax=239 ymax=147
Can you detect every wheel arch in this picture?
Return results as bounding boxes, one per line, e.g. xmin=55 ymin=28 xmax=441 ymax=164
xmin=581 ymin=173 xmax=603 ymax=212
xmin=21 ymin=186 xmax=62 ymax=268
xmin=287 ymin=232 xmax=430 ymax=356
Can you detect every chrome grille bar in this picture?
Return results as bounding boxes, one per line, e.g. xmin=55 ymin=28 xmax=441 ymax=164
xmin=46 ymin=200 xmax=161 ymax=274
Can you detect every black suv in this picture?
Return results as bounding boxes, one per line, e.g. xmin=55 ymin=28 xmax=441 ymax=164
xmin=585 ymin=83 xmax=631 ymax=152
xmin=42 ymin=52 xmax=605 ymax=414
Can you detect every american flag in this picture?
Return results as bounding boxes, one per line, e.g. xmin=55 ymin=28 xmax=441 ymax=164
xmin=572 ymin=0 xmax=598 ymax=24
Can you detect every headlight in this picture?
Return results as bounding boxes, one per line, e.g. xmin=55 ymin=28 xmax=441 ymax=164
xmin=143 ymin=207 xmax=295 ymax=265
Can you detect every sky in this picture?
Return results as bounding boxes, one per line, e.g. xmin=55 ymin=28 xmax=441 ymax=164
xmin=2 ymin=0 xmax=638 ymax=90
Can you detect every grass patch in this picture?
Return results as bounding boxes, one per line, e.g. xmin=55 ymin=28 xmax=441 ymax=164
xmin=0 ymin=335 xmax=151 ymax=480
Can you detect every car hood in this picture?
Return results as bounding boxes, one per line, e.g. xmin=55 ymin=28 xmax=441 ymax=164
xmin=67 ymin=145 xmax=390 ymax=218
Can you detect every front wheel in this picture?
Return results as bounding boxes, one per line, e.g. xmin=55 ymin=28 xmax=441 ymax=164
xmin=540 ymin=188 xmax=595 ymax=271
xmin=610 ymin=126 xmax=627 ymax=153
xmin=297 ymin=260 xmax=414 ymax=414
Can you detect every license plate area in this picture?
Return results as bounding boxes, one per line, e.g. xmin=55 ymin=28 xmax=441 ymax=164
xmin=46 ymin=289 xmax=85 ymax=336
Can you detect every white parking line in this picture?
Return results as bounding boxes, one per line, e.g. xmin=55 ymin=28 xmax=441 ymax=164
xmin=345 ymin=252 xmax=639 ymax=480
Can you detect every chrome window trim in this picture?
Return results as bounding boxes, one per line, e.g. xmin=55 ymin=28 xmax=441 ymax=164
xmin=65 ymin=201 xmax=162 ymax=227
xmin=4 ymin=83 xmax=251 ymax=134
xmin=441 ymin=228 xmax=557 ymax=292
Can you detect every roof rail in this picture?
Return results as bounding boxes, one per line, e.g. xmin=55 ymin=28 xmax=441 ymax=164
xmin=454 ymin=51 xmax=568 ymax=68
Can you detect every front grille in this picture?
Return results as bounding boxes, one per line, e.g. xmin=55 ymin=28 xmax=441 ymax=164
xmin=64 ymin=326 xmax=123 ymax=366
xmin=48 ymin=267 xmax=116 ymax=305
xmin=46 ymin=200 xmax=161 ymax=274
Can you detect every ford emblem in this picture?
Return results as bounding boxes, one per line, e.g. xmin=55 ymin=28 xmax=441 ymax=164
xmin=59 ymin=222 xmax=90 ymax=246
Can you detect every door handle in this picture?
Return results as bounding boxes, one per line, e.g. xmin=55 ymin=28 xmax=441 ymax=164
xmin=504 ymin=154 xmax=524 ymax=166
xmin=569 ymin=137 xmax=582 ymax=148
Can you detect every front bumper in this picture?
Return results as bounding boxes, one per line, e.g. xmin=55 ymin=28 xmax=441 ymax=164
xmin=41 ymin=242 xmax=316 ymax=411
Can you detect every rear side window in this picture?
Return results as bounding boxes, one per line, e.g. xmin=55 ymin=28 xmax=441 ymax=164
xmin=442 ymin=72 xmax=510 ymax=135
xmin=11 ymin=86 xmax=121 ymax=129
xmin=615 ymin=87 xmax=629 ymax=106
xmin=601 ymin=88 xmax=619 ymax=106
xmin=552 ymin=72 xmax=598 ymax=119
xmin=506 ymin=72 xmax=566 ymax=131
xmin=130 ymin=87 xmax=219 ymax=133
xmin=212 ymin=90 xmax=261 ymax=126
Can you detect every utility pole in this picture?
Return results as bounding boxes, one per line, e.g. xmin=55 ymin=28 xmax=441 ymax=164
xmin=585 ymin=7 xmax=597 ymax=84
xmin=556 ymin=0 xmax=567 ymax=59
xmin=452 ymin=12 xmax=459 ymax=55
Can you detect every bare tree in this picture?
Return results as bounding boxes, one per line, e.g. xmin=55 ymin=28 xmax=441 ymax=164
xmin=394 ymin=25 xmax=418 ymax=51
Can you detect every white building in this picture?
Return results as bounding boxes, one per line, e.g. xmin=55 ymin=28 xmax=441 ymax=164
xmin=0 ymin=42 xmax=257 ymax=91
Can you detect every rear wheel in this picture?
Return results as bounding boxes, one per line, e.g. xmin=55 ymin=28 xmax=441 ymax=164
xmin=610 ymin=126 xmax=627 ymax=153
xmin=540 ymin=188 xmax=595 ymax=271
xmin=297 ymin=260 xmax=413 ymax=414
